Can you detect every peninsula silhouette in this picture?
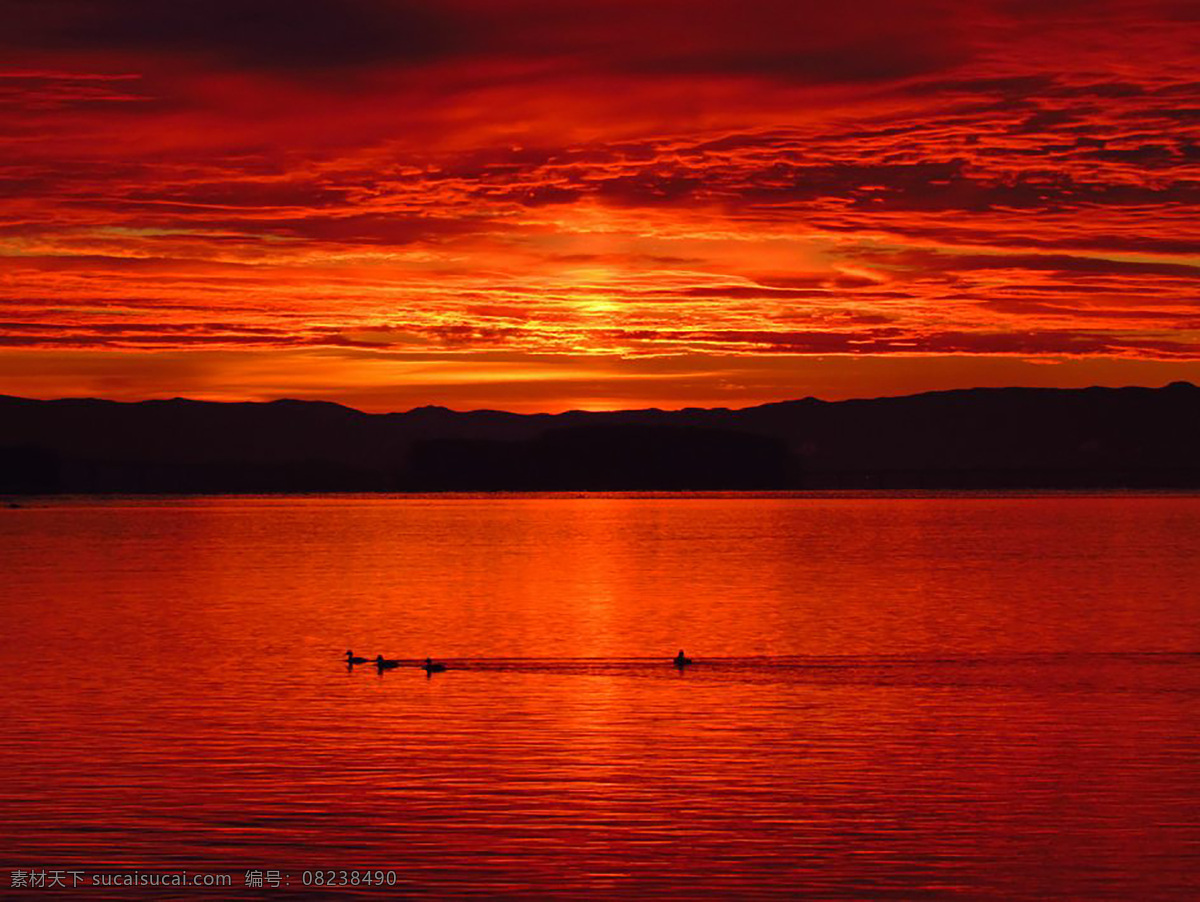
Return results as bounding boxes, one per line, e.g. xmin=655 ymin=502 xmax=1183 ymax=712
xmin=2 ymin=383 xmax=1199 ymax=493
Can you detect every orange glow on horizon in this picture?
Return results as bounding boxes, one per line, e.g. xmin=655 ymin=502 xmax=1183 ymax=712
xmin=2 ymin=1 xmax=1199 ymax=409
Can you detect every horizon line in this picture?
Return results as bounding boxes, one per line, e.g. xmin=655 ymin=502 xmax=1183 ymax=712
xmin=2 ymin=380 xmax=1197 ymax=419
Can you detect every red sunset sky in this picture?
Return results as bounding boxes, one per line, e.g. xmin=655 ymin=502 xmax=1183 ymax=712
xmin=2 ymin=0 xmax=1198 ymax=411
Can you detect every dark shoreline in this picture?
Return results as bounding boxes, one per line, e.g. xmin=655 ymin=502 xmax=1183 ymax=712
xmin=4 ymin=382 xmax=1200 ymax=494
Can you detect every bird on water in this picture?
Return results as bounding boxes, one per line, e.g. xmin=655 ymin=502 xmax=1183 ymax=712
xmin=422 ymin=657 xmax=447 ymax=674
xmin=674 ymin=649 xmax=693 ymax=667
xmin=375 ymin=655 xmax=400 ymax=670
xmin=345 ymin=650 xmax=368 ymax=665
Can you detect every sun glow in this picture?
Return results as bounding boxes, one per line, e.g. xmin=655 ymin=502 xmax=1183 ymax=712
xmin=1 ymin=1 xmax=1199 ymax=409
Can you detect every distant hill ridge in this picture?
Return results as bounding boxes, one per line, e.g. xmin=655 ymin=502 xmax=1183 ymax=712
xmin=2 ymin=383 xmax=1199 ymax=492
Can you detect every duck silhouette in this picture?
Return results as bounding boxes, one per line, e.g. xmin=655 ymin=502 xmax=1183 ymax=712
xmin=345 ymin=650 xmax=368 ymax=665
xmin=673 ymin=649 xmax=693 ymax=667
xmin=422 ymin=656 xmax=447 ymax=674
xmin=374 ymin=655 xmax=400 ymax=670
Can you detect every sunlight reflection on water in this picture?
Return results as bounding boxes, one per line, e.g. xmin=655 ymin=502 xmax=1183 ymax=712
xmin=1 ymin=494 xmax=1198 ymax=898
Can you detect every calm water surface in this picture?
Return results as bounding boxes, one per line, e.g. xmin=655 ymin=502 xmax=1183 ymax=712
xmin=1 ymin=493 xmax=1199 ymax=898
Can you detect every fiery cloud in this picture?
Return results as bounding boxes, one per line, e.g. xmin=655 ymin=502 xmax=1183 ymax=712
xmin=2 ymin=0 xmax=1198 ymax=409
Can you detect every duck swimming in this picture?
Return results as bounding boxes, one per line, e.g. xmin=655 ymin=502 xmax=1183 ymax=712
xmin=674 ymin=650 xmax=693 ymax=667
xmin=345 ymin=650 xmax=368 ymax=665
xmin=375 ymin=655 xmax=400 ymax=670
xmin=422 ymin=656 xmax=447 ymax=674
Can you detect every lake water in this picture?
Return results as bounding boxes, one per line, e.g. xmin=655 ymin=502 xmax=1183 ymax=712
xmin=2 ymin=493 xmax=1199 ymax=898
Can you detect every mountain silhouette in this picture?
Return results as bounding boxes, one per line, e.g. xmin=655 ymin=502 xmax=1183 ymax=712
xmin=2 ymin=383 xmax=1199 ymax=492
